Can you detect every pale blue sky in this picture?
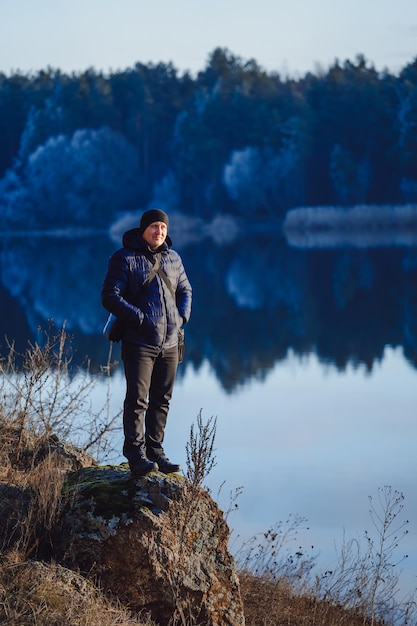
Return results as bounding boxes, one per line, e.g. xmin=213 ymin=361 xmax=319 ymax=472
xmin=1 ymin=0 xmax=417 ymax=77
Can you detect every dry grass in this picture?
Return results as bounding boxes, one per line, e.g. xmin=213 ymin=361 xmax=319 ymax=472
xmin=239 ymin=570 xmax=378 ymax=626
xmin=0 ymin=553 xmax=155 ymax=626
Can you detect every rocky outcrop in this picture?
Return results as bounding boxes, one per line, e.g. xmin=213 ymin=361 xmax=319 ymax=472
xmin=54 ymin=465 xmax=245 ymax=626
xmin=0 ymin=424 xmax=245 ymax=625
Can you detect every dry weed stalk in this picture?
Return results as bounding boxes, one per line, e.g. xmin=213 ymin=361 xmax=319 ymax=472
xmin=236 ymin=514 xmax=316 ymax=592
xmin=0 ymin=326 xmax=121 ymax=464
xmin=314 ymin=486 xmax=416 ymax=626
xmin=185 ymin=409 xmax=217 ymax=489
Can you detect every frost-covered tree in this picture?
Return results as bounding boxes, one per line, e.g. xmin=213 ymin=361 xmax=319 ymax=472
xmin=149 ymin=171 xmax=181 ymax=214
xmin=223 ymin=139 xmax=304 ymax=219
xmin=5 ymin=126 xmax=142 ymax=229
xmin=0 ymin=168 xmax=31 ymax=229
xmin=223 ymin=146 xmax=266 ymax=213
xmin=18 ymin=98 xmax=69 ymax=163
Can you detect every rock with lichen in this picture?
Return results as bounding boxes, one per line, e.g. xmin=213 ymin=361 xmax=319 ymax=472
xmin=0 ymin=427 xmax=244 ymax=625
xmin=53 ymin=464 xmax=245 ymax=626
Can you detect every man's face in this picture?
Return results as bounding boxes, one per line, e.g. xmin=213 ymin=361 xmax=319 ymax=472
xmin=142 ymin=221 xmax=167 ymax=250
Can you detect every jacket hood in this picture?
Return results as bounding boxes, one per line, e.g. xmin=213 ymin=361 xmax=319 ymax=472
xmin=122 ymin=227 xmax=172 ymax=252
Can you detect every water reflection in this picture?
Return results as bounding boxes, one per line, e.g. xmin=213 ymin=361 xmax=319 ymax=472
xmin=1 ymin=224 xmax=417 ymax=386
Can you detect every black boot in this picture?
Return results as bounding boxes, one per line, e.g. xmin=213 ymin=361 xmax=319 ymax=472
xmin=146 ymin=447 xmax=181 ymax=474
xmin=129 ymin=449 xmax=158 ymax=476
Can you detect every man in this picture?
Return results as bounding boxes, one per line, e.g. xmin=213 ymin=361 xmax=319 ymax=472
xmin=101 ymin=209 xmax=192 ymax=476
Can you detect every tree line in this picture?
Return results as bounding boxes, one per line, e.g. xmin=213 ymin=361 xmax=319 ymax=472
xmin=1 ymin=47 xmax=417 ymax=228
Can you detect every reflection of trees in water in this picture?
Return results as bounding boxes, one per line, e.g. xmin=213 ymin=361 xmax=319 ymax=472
xmin=1 ymin=235 xmax=113 ymax=334
xmin=0 ymin=234 xmax=117 ymax=369
xmin=1 ymin=232 xmax=417 ymax=389
xmin=181 ymin=235 xmax=417 ymax=388
xmin=307 ymin=247 xmax=417 ymax=371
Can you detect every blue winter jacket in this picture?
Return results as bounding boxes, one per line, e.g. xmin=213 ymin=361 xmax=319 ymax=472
xmin=101 ymin=228 xmax=192 ymax=348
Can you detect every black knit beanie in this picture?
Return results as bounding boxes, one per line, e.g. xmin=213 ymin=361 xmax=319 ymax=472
xmin=138 ymin=209 xmax=169 ymax=234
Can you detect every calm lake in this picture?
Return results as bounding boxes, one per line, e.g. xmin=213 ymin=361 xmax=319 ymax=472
xmin=1 ymin=211 xmax=416 ymax=596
